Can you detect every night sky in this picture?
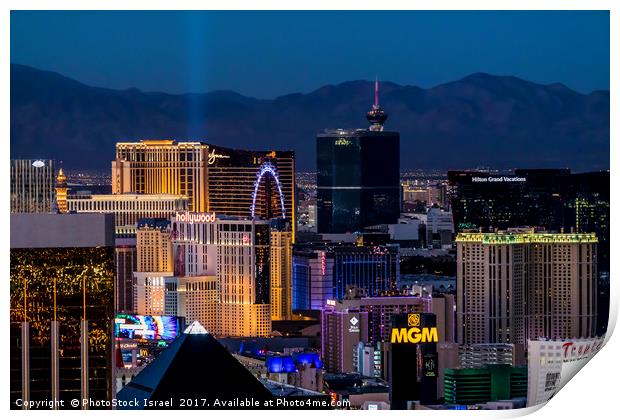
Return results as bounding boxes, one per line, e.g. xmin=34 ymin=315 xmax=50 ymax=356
xmin=10 ymin=10 xmax=609 ymax=98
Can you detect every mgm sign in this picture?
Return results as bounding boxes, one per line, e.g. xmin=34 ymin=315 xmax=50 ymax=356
xmin=390 ymin=313 xmax=439 ymax=344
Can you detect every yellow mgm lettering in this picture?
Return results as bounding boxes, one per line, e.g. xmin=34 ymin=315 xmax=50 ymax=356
xmin=390 ymin=327 xmax=438 ymax=344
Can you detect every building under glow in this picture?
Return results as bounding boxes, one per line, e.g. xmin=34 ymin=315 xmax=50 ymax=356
xmin=456 ymin=229 xmax=598 ymax=345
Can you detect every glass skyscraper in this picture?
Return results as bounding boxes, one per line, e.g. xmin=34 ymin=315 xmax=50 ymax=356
xmin=316 ymin=81 xmax=400 ymax=234
xmin=10 ymin=213 xmax=116 ymax=409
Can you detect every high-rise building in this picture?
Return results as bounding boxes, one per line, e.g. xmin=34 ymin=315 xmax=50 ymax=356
xmin=270 ymin=219 xmax=293 ymax=321
xmin=10 ymin=213 xmax=115 ymax=409
xmin=115 ymin=237 xmax=137 ymax=313
xmin=292 ymin=248 xmax=334 ymax=311
xmin=67 ymin=193 xmax=189 ymax=237
xmin=450 ymin=169 xmax=609 ymax=337
xmin=136 ymin=218 xmax=173 ymax=272
xmin=204 ymin=146 xmax=295 ymax=230
xmin=292 ymin=243 xmax=400 ymax=309
xmin=389 ymin=313 xmax=439 ymax=408
xmin=321 ymin=292 xmax=455 ymax=379
xmin=112 ymin=140 xmax=209 ymax=212
xmin=10 ymin=159 xmax=55 ymax=213
xmin=317 ymin=81 xmax=400 ymax=233
xmin=353 ymin=342 xmax=383 ymax=378
xmin=448 ymin=169 xmax=609 ymax=273
xmin=134 ymin=219 xmax=174 ymax=315
xmin=111 ymin=140 xmax=296 ymax=239
xmin=169 ymin=212 xmax=272 ymax=337
xmin=456 ymin=229 xmax=598 ymax=345
xmin=321 ymin=308 xmax=369 ymax=373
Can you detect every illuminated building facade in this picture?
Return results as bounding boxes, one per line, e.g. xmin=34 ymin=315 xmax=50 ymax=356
xmin=134 ymin=219 xmax=174 ymax=315
xmin=164 ymin=276 xmax=219 ymax=332
xmin=112 ymin=140 xmax=208 ymax=212
xmin=10 ymin=159 xmax=55 ymax=213
xmin=67 ymin=193 xmax=189 ymax=237
xmin=292 ymin=248 xmax=334 ymax=311
xmin=136 ymin=218 xmax=173 ymax=272
xmin=450 ymin=169 xmax=610 ymax=337
xmin=317 ymin=82 xmax=400 ymax=233
xmin=293 ymin=243 xmax=399 ymax=309
xmin=321 ymin=307 xmax=369 ymax=373
xmin=321 ymin=293 xmax=452 ymax=379
xmin=10 ymin=213 xmax=115 ymax=409
xmin=448 ymin=169 xmax=609 ymax=273
xmin=170 ymin=212 xmax=272 ymax=337
xmin=205 ymin=146 xmax=295 ymax=234
xmin=456 ymin=230 xmax=598 ymax=345
xmin=270 ymin=219 xmax=293 ymax=320
xmin=55 ymin=165 xmax=68 ymax=213
xmin=111 ymin=140 xmax=296 ymax=240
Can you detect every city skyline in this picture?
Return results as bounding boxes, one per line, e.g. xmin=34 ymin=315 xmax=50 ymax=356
xmin=7 ymin=7 xmax=612 ymax=412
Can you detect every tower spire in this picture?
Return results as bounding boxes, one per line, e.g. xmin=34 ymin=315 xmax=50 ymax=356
xmin=55 ymin=161 xmax=68 ymax=214
xmin=374 ymin=76 xmax=379 ymax=108
xmin=366 ymin=77 xmax=388 ymax=131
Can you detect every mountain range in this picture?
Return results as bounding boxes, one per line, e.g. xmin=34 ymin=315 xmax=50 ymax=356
xmin=10 ymin=64 xmax=609 ymax=171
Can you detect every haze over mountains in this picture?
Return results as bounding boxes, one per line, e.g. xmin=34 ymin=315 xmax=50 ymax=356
xmin=10 ymin=64 xmax=609 ymax=171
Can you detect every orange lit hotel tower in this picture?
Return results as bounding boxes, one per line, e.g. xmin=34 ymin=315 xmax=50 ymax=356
xmin=112 ymin=140 xmax=296 ymax=236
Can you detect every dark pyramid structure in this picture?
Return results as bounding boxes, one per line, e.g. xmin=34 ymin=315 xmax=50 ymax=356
xmin=116 ymin=331 xmax=330 ymax=409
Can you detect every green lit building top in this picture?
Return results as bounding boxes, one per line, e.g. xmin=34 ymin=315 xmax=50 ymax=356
xmin=444 ymin=364 xmax=527 ymax=405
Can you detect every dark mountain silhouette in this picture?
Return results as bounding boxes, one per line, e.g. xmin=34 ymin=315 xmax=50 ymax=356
xmin=10 ymin=64 xmax=609 ymax=171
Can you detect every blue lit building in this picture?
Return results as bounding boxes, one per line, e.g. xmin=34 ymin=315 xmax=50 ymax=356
xmin=292 ymin=243 xmax=399 ymax=310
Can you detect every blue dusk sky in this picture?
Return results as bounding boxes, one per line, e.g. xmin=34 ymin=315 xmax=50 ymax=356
xmin=10 ymin=10 xmax=609 ymax=98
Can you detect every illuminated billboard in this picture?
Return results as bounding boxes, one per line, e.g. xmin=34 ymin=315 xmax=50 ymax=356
xmin=390 ymin=313 xmax=439 ymax=344
xmin=114 ymin=314 xmax=181 ymax=340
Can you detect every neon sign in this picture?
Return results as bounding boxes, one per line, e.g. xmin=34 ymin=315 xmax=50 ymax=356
xmin=250 ymin=162 xmax=286 ymax=219
xmin=390 ymin=327 xmax=438 ymax=344
xmin=207 ymin=149 xmax=230 ymax=165
xmin=175 ymin=211 xmax=216 ymax=224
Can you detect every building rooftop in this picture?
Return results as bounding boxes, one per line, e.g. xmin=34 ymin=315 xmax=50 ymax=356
xmin=10 ymin=213 xmax=115 ymax=248
xmin=456 ymin=231 xmax=598 ymax=244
